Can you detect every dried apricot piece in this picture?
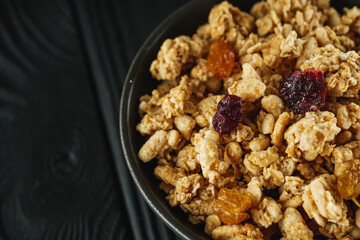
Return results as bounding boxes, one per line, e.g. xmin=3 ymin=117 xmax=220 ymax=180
xmin=213 ymin=188 xmax=252 ymax=225
xmin=207 ymin=40 xmax=235 ymax=78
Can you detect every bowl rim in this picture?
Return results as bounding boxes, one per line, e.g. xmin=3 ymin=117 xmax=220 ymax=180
xmin=119 ymin=0 xmax=211 ymax=239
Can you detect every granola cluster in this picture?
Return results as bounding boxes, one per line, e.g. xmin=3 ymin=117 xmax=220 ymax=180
xmin=136 ymin=0 xmax=360 ymax=239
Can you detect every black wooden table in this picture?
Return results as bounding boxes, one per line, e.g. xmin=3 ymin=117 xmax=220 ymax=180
xmin=0 ymin=0 xmax=190 ymax=239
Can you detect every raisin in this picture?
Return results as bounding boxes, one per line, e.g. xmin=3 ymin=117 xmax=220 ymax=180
xmin=207 ymin=40 xmax=235 ymax=78
xmin=278 ymin=68 xmax=326 ymax=114
xmin=338 ymin=171 xmax=360 ymax=200
xmin=213 ymin=188 xmax=252 ymax=225
xmin=336 ymin=160 xmax=360 ymax=206
xmin=212 ymin=95 xmax=243 ymax=134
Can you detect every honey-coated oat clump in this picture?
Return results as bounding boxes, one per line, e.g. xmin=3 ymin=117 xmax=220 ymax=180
xmin=136 ymin=0 xmax=360 ymax=239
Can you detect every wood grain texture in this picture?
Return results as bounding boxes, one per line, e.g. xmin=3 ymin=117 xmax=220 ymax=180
xmin=0 ymin=0 xmax=134 ymax=239
xmin=0 ymin=0 xmax=194 ymax=239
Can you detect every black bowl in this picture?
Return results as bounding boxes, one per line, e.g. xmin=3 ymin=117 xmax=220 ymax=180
xmin=119 ymin=0 xmax=359 ymax=239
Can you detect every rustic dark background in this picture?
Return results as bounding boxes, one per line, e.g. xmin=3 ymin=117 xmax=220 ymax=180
xmin=0 ymin=0 xmax=190 ymax=239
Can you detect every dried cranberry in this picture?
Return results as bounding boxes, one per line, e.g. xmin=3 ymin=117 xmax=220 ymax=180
xmin=213 ymin=112 xmax=238 ymax=135
xmin=217 ymin=95 xmax=243 ymax=121
xmin=212 ymin=95 xmax=242 ymax=134
xmin=278 ymin=68 xmax=326 ymax=114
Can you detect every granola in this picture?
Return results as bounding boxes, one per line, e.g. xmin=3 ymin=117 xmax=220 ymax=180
xmin=136 ymin=0 xmax=360 ymax=239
